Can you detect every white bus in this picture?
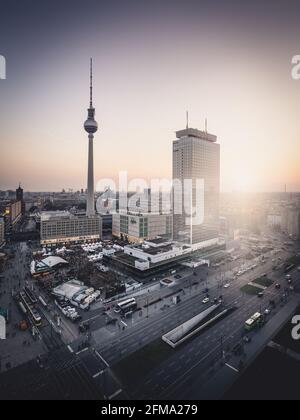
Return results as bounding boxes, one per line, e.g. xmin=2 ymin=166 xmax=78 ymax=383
xmin=114 ymin=298 xmax=137 ymax=314
xmin=245 ymin=312 xmax=262 ymax=331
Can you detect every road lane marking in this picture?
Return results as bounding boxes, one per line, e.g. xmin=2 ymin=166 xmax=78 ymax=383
xmin=225 ymin=363 xmax=239 ymax=373
xmin=95 ymin=350 xmax=110 ymax=368
xmin=108 ymin=389 xmax=122 ymax=400
xmin=76 ymin=347 xmax=89 ymax=355
xmin=93 ymin=370 xmax=104 ymax=378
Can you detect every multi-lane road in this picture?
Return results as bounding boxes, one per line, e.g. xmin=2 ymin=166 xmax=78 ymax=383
xmin=92 ymin=243 xmax=300 ymax=399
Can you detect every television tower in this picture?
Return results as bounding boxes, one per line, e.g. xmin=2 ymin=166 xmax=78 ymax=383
xmin=84 ymin=58 xmax=98 ymax=217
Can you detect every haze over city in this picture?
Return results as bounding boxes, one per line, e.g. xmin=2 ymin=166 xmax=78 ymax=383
xmin=0 ymin=0 xmax=300 ymax=193
xmin=1 ymin=0 xmax=300 ymax=405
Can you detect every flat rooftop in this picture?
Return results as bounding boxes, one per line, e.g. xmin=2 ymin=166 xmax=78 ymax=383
xmin=128 ymin=243 xmax=174 ymax=255
xmin=41 ymin=211 xmax=100 ymax=221
xmin=41 ymin=211 xmax=71 ymax=221
xmin=144 ymin=238 xmax=171 ymax=247
xmin=175 ymin=127 xmax=217 ymax=143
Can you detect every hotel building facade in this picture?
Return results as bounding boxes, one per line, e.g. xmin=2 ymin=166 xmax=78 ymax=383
xmin=173 ymin=127 xmax=220 ymax=250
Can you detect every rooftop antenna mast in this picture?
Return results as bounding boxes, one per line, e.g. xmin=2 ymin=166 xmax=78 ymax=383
xmin=186 ymin=110 xmax=189 ymax=129
xmin=205 ymin=118 xmax=208 ymax=133
xmin=90 ymin=57 xmax=93 ymax=108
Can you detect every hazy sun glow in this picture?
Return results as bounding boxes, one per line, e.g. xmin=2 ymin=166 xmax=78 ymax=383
xmin=0 ymin=1 xmax=300 ymax=192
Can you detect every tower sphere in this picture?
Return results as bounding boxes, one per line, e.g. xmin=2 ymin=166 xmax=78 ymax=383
xmin=84 ymin=117 xmax=98 ymax=134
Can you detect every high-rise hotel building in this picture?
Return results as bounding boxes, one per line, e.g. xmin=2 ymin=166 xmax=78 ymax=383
xmin=173 ymin=126 xmax=220 ymax=250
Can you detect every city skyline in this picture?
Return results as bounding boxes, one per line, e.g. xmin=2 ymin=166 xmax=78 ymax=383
xmin=1 ymin=0 xmax=300 ymax=193
xmin=1 ymin=1 xmax=300 ymax=403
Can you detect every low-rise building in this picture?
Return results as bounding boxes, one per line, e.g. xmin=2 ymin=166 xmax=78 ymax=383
xmin=115 ymin=238 xmax=192 ymax=271
xmin=40 ymin=211 xmax=102 ymax=245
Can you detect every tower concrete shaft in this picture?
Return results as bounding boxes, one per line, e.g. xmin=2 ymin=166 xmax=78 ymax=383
xmin=84 ymin=58 xmax=98 ymax=217
xmin=87 ymin=133 xmax=95 ymax=216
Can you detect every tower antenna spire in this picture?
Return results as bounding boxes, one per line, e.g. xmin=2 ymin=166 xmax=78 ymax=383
xmin=186 ymin=110 xmax=189 ymax=129
xmin=205 ymin=118 xmax=208 ymax=133
xmin=84 ymin=58 xmax=98 ymax=217
xmin=90 ymin=57 xmax=93 ymax=107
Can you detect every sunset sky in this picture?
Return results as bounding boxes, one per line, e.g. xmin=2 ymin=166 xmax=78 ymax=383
xmin=0 ymin=0 xmax=300 ymax=192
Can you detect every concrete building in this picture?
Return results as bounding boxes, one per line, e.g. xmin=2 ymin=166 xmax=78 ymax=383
xmin=267 ymin=214 xmax=282 ymax=228
xmin=40 ymin=211 xmax=102 ymax=245
xmin=129 ymin=188 xmax=171 ymax=214
xmin=124 ymin=238 xmax=192 ymax=270
xmin=173 ymin=125 xmax=220 ymax=250
xmin=0 ymin=200 xmax=22 ymax=232
xmin=0 ymin=218 xmax=5 ymax=247
xmin=112 ymin=212 xmax=172 ymax=243
xmin=16 ymin=183 xmax=25 ymax=215
xmin=281 ymin=204 xmax=300 ymax=239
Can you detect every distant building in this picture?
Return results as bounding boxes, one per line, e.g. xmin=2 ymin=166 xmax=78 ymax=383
xmin=281 ymin=204 xmax=300 ymax=239
xmin=112 ymin=212 xmax=172 ymax=243
xmin=0 ymin=218 xmax=5 ymax=247
xmin=267 ymin=214 xmax=282 ymax=228
xmin=16 ymin=183 xmax=25 ymax=214
xmin=40 ymin=211 xmax=102 ymax=245
xmin=2 ymin=200 xmax=22 ymax=231
xmin=173 ymin=126 xmax=220 ymax=250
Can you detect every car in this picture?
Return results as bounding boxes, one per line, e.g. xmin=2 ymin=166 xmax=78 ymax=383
xmin=223 ymin=283 xmax=231 ymax=289
xmin=275 ymin=283 xmax=281 ymax=289
xmin=258 ymin=292 xmax=264 ymax=298
xmin=264 ymin=308 xmax=271 ymax=315
xmin=286 ymin=274 xmax=292 ymax=280
xmin=174 ymin=274 xmax=182 ymax=280
xmin=202 ymin=297 xmax=210 ymax=304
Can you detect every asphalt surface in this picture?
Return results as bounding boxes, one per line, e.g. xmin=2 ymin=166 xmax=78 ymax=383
xmin=91 ymin=243 xmax=300 ymax=399
xmin=1 ymin=232 xmax=299 ymax=400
